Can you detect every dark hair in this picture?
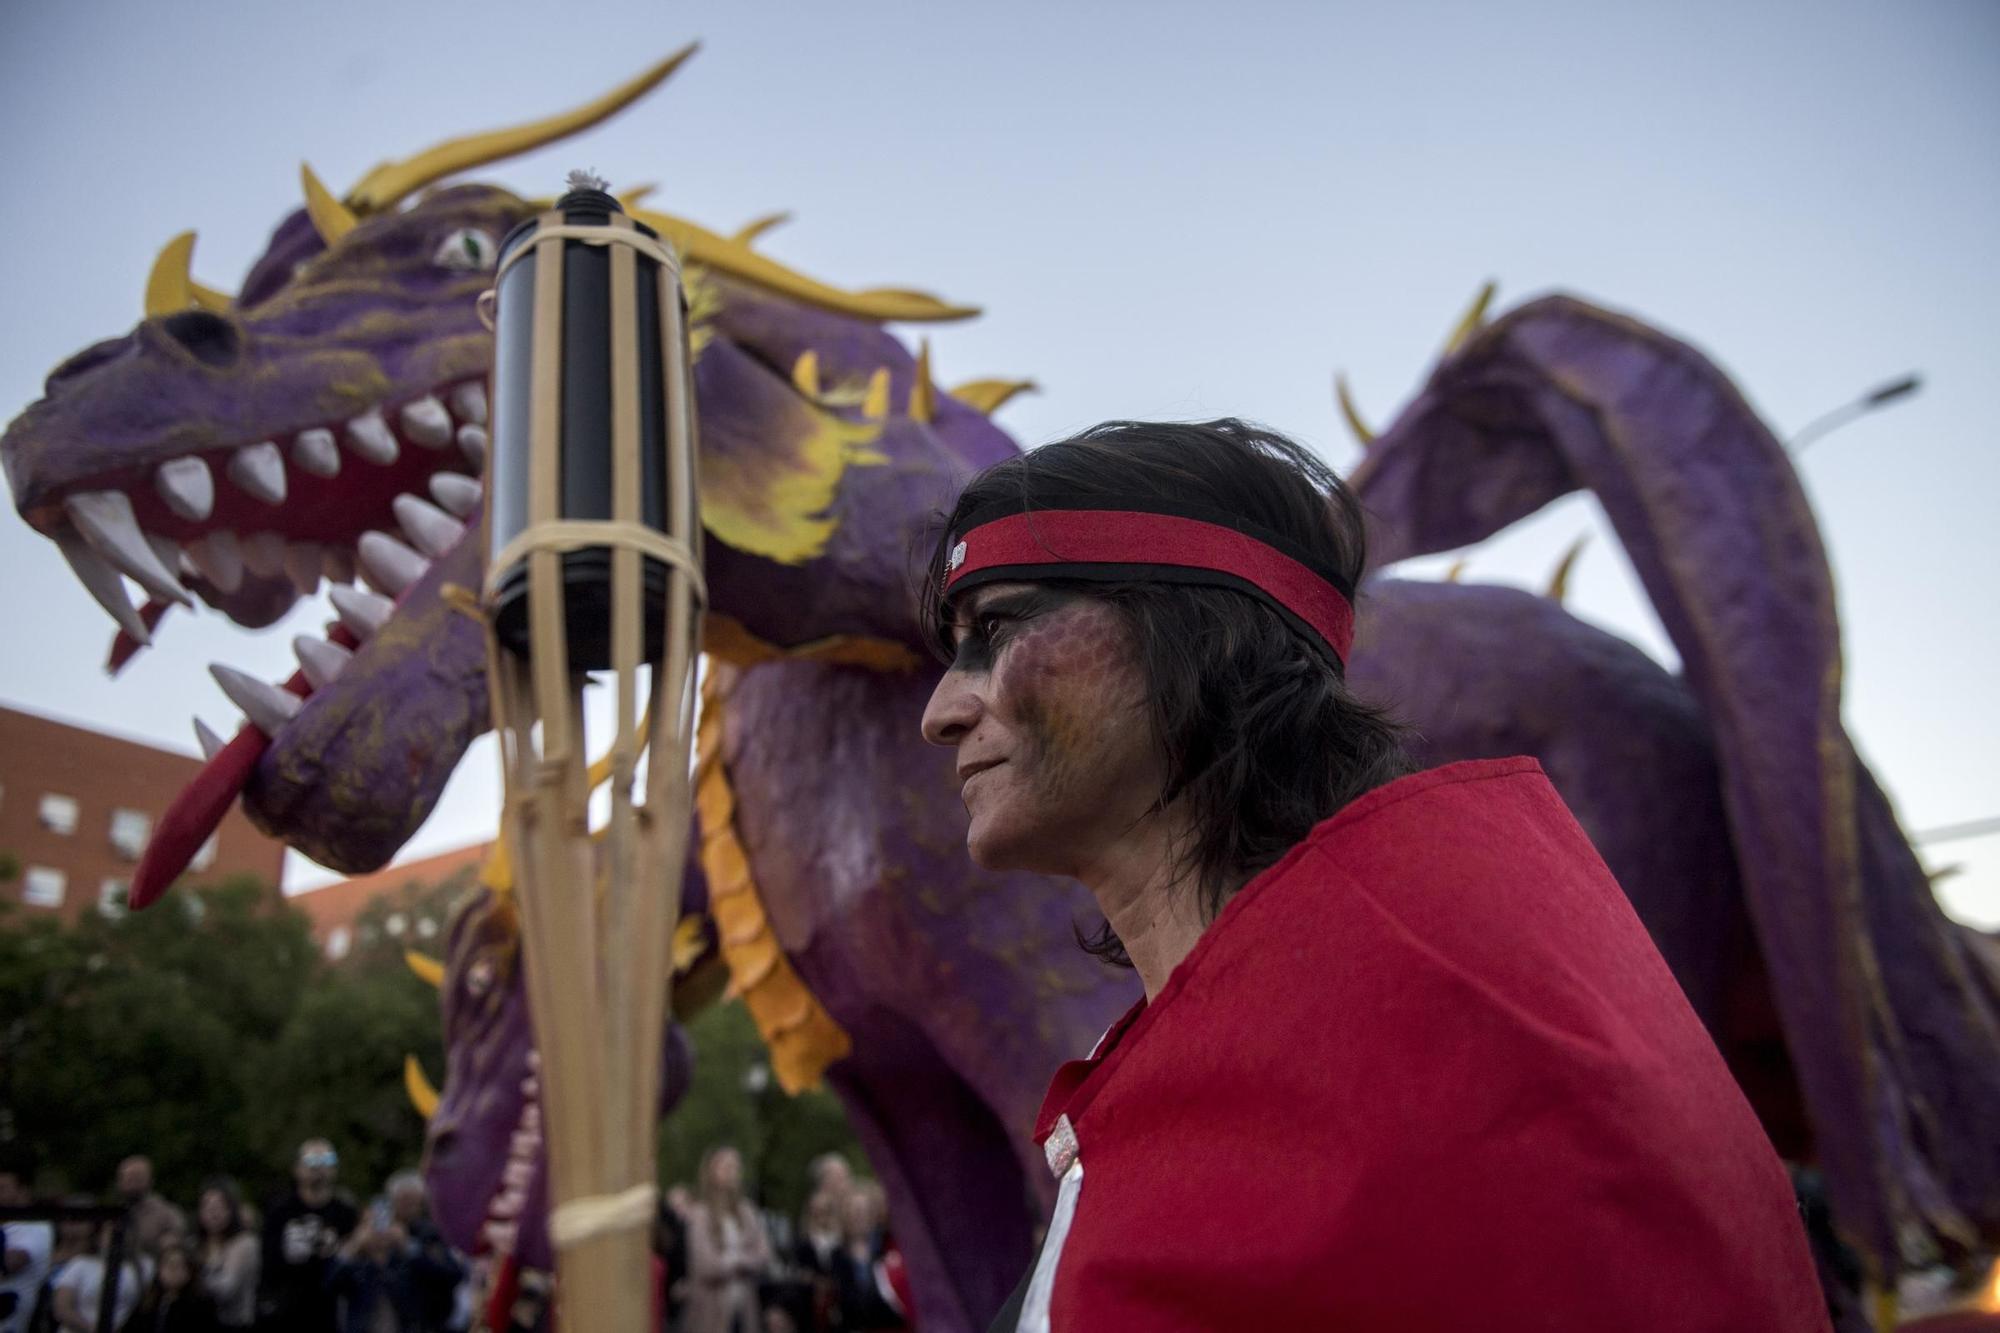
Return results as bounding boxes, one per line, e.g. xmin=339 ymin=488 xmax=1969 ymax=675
xmin=924 ymin=419 xmax=1411 ymax=965
xmin=196 ymin=1177 xmax=245 ymax=1239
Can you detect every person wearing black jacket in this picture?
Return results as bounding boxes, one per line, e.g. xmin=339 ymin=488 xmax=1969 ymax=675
xmin=258 ymin=1140 xmax=357 ymax=1333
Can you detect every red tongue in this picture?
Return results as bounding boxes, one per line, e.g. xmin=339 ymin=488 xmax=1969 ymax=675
xmin=131 ymin=727 xmax=269 ymax=909
xmin=129 ymin=624 xmax=362 ymax=909
xmin=106 ymin=600 xmax=173 ymax=676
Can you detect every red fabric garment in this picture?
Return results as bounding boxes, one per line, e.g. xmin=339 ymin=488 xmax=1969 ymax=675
xmin=1030 ymin=758 xmax=1830 ymax=1332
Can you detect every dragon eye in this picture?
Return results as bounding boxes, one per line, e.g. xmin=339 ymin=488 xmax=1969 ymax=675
xmin=434 ymin=229 xmax=497 ymax=272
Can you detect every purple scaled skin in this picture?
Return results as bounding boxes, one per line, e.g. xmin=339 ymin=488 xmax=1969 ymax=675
xmin=1348 ymin=293 xmax=2000 ymax=1273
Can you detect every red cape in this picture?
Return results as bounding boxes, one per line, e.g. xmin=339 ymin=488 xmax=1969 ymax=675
xmin=1027 ymin=759 xmax=1829 ymax=1332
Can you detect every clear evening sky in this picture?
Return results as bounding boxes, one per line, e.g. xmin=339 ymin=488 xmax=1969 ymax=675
xmin=1 ymin=1 xmax=1994 ymax=925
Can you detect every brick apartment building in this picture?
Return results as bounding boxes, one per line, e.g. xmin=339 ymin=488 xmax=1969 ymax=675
xmin=291 ymin=841 xmax=489 ymax=961
xmin=0 ymin=702 xmax=287 ymax=922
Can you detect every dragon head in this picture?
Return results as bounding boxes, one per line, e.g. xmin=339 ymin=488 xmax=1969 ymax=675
xmin=0 ymin=47 xmax=1022 ymax=897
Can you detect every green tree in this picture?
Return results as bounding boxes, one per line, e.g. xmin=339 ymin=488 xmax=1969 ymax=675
xmin=658 ymin=1000 xmax=867 ymax=1220
xmin=0 ymin=879 xmax=314 ymax=1201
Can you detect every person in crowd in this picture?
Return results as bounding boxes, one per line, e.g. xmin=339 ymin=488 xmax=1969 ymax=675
xmin=787 ymin=1190 xmax=843 ymax=1333
xmin=681 ymin=1148 xmax=769 ymax=1333
xmin=27 ymin=1197 xmax=99 ymax=1333
xmin=831 ymin=1184 xmax=906 ymax=1332
xmin=383 ymin=1172 xmax=465 ymax=1333
xmin=48 ymin=1221 xmax=151 ymax=1332
xmin=131 ymin=1244 xmax=216 ymax=1333
xmin=191 ymin=1182 xmax=255 ymax=1330
xmin=1 ymin=1158 xmax=53 ymax=1333
xmin=257 ymin=1139 xmax=356 ymax=1333
xmin=112 ymin=1162 xmax=184 ymax=1265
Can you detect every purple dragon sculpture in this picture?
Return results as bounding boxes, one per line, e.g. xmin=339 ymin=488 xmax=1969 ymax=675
xmin=5 ymin=49 xmax=1994 ymax=1332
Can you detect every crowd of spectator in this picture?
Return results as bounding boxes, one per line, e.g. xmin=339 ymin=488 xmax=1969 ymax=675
xmin=656 ymin=1148 xmax=912 ymax=1333
xmin=1 ymin=1144 xmax=912 ymax=1333
xmin=0 ymin=1143 xmax=463 ymax=1333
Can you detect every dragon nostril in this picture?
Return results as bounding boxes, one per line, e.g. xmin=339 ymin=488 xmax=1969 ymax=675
xmin=157 ymin=309 xmax=242 ymax=369
xmin=44 ymin=335 xmax=132 ymax=393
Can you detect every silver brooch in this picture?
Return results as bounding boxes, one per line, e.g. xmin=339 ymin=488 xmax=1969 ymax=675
xmin=947 ymin=539 xmax=967 ymax=572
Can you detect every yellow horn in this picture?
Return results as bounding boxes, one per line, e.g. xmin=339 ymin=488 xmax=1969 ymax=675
xmin=301 ymin=164 xmax=359 ymax=246
xmin=1442 ymin=280 xmax=1497 ymax=357
xmin=672 ymin=915 xmax=708 ymax=974
xmin=347 ymin=45 xmax=700 ymax=213
xmin=910 ymin=340 xmax=937 ymax=424
xmin=144 ymin=232 xmax=233 ymax=318
xmin=948 ymin=377 xmax=1038 ymax=416
xmin=631 ymin=207 xmax=978 ymax=323
xmin=791 ymin=350 xmax=821 ymax=398
xmin=617 ymin=183 xmax=659 ymax=211
xmin=404 ymin=949 xmax=445 ymax=990
xmin=730 ymin=210 xmax=794 ymax=246
xmin=862 ymin=367 xmax=892 ymax=420
xmin=403 ymin=1054 xmax=440 ymax=1120
xmin=1546 ymin=534 xmax=1588 ymax=603
xmin=1335 ymin=373 xmax=1377 ymax=445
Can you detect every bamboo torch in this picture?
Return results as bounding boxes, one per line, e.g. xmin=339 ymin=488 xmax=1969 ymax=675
xmin=478 ymin=171 xmax=703 ymax=1332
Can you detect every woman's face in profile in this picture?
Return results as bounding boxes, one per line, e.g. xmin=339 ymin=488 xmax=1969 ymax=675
xmin=922 ymin=582 xmax=1164 ymax=877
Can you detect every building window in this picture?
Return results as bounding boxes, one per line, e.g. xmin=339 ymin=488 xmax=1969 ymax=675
xmin=23 ymin=866 xmax=66 ymax=908
xmin=38 ymin=794 xmax=79 ymax=836
xmin=99 ymin=878 xmax=130 ymax=919
xmin=191 ymin=834 xmax=218 ymax=872
xmin=327 ymin=926 xmax=352 ymax=961
xmin=109 ymin=809 xmax=151 ymax=861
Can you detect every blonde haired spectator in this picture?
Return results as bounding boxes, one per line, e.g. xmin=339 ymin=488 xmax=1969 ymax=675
xmin=682 ymin=1147 xmax=769 ymax=1333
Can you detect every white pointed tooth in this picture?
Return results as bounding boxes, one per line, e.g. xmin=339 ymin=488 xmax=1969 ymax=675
xmin=291 ymin=635 xmax=353 ymax=691
xmin=226 ymin=441 xmax=287 ymax=505
xmin=147 ymin=533 xmax=184 ymax=578
xmin=193 ymin=718 xmax=225 ymax=760
xmin=209 ymin=664 xmax=302 ymax=737
xmin=322 ymin=547 xmax=355 ymax=584
xmin=357 ymin=530 xmax=427 ymax=596
xmin=456 ymin=423 xmax=487 ymax=470
xmin=344 ymin=409 xmax=399 ymax=465
xmin=241 ymin=531 xmax=285 ymax=578
xmin=155 ymin=457 xmax=215 ymax=522
xmin=63 ymin=490 xmax=193 ymax=606
xmin=187 ymin=531 xmax=244 ymax=594
xmin=428 ymin=472 xmax=483 ymax=519
xmin=400 ymin=396 xmax=453 ymax=448
xmin=392 ymin=493 xmax=466 ymax=559
xmin=449 ymin=381 xmax=488 ymax=426
xmin=329 ymin=584 xmax=393 ymax=639
xmin=291 ymin=428 xmax=341 ymax=478
xmin=54 ymin=529 xmax=151 ymax=644
xmin=284 ymin=541 xmax=322 ymax=595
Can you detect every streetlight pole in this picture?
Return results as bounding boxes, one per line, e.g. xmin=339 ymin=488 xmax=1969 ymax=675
xmin=1790 ymin=374 xmax=1922 ymax=454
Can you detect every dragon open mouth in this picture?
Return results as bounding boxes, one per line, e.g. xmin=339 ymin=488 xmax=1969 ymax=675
xmin=26 ymin=374 xmax=495 ymax=904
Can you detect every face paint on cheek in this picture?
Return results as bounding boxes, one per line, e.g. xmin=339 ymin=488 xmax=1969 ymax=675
xmin=999 ymin=606 xmax=1136 ymax=804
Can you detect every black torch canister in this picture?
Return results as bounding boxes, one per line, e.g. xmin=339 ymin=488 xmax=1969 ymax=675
xmin=486 ymin=176 xmax=690 ymax=670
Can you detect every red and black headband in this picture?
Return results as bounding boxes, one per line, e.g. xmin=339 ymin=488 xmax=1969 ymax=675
xmin=940 ymin=496 xmax=1356 ymax=667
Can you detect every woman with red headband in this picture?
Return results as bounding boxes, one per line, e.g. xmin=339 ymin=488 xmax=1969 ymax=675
xmin=920 ymin=420 xmax=1829 ymax=1332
